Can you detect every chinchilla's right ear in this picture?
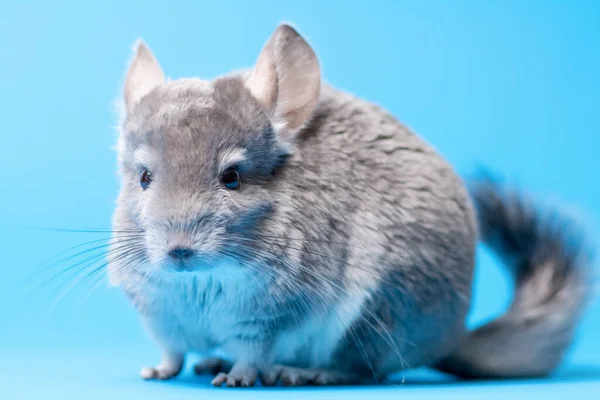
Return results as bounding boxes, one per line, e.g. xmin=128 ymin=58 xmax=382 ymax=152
xmin=245 ymin=23 xmax=321 ymax=154
xmin=123 ymin=40 xmax=165 ymax=114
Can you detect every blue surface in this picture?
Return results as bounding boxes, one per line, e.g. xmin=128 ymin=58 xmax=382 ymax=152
xmin=1 ymin=1 xmax=599 ymax=399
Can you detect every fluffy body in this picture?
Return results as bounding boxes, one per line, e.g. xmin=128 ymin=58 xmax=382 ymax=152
xmin=109 ymin=24 xmax=591 ymax=386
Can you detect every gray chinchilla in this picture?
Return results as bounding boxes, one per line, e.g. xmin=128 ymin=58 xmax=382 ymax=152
xmin=108 ymin=23 xmax=592 ymax=386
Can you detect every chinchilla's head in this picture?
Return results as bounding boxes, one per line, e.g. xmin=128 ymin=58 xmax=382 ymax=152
xmin=109 ymin=23 xmax=321 ymax=282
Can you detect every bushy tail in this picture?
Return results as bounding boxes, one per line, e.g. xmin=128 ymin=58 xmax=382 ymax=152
xmin=436 ymin=175 xmax=593 ymax=379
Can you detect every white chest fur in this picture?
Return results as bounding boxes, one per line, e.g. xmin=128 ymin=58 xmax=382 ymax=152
xmin=134 ymin=263 xmax=369 ymax=368
xmin=138 ymin=265 xmax=264 ymax=354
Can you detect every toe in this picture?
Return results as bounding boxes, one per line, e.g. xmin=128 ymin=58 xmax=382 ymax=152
xmin=226 ymin=375 xmax=240 ymax=387
xmin=260 ymin=366 xmax=282 ymax=386
xmin=281 ymin=369 xmax=307 ymax=386
xmin=140 ymin=367 xmax=156 ymax=380
xmin=212 ymin=361 xmax=258 ymax=388
xmin=212 ymin=372 xmax=228 ymax=387
xmin=156 ymin=369 xmax=174 ymax=380
xmin=240 ymin=376 xmax=255 ymax=387
xmin=140 ymin=367 xmax=178 ymax=381
xmin=313 ymin=374 xmax=329 ymax=385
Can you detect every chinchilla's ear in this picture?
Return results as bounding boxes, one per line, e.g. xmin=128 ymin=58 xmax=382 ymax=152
xmin=123 ymin=40 xmax=165 ymax=114
xmin=246 ymin=23 xmax=321 ymax=153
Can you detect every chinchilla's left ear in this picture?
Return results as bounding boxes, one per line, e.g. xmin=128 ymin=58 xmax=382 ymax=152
xmin=246 ymin=23 xmax=321 ymax=153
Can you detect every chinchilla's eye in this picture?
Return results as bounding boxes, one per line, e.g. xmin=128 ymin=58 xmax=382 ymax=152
xmin=221 ymin=168 xmax=240 ymax=190
xmin=140 ymin=168 xmax=152 ymax=190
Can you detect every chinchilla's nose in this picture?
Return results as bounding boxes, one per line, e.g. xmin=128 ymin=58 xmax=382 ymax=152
xmin=168 ymin=247 xmax=195 ymax=260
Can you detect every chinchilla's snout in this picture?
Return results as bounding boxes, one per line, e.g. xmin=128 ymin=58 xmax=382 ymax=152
xmin=142 ymin=214 xmax=226 ymax=272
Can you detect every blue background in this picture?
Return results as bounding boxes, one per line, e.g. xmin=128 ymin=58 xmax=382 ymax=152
xmin=0 ymin=1 xmax=598 ymax=399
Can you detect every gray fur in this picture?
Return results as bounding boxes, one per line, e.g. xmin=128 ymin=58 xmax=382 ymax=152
xmin=109 ymin=23 xmax=591 ymax=385
xmin=435 ymin=175 xmax=592 ymax=379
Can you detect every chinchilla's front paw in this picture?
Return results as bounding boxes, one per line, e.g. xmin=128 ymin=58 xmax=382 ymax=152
xmin=140 ymin=366 xmax=180 ymax=380
xmin=211 ymin=360 xmax=258 ymax=387
xmin=140 ymin=352 xmax=184 ymax=380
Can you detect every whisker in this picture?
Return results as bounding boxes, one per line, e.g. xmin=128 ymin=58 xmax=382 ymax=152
xmin=251 ymin=234 xmax=389 ymax=257
xmin=40 ymin=240 xmax=144 ymax=288
xmin=30 ymin=235 xmax=144 ymax=279
xmin=218 ymin=248 xmax=310 ymax=335
xmin=231 ymin=236 xmax=398 ymax=288
xmin=19 ymin=232 xmax=144 ymax=288
xmin=25 ymin=240 xmax=145 ymax=309
xmin=275 ymin=256 xmax=381 ymax=382
xmin=281 ymin=255 xmax=406 ymax=372
xmin=42 ymin=233 xmax=143 ymax=263
xmin=22 ymin=225 xmax=141 ymax=233
xmin=49 ymin=247 xmax=146 ymax=312
xmin=74 ymin=251 xmax=149 ymax=312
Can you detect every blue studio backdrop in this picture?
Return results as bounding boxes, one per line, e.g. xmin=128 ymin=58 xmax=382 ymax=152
xmin=0 ymin=1 xmax=598 ymax=399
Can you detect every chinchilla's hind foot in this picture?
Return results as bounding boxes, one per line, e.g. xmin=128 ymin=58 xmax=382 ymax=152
xmin=260 ymin=365 xmax=358 ymax=386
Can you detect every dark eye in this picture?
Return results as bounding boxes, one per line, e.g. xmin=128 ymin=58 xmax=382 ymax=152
xmin=221 ymin=168 xmax=240 ymax=190
xmin=140 ymin=168 xmax=152 ymax=190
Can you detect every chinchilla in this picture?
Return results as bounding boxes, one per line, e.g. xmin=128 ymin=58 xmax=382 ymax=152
xmin=108 ymin=23 xmax=592 ymax=386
